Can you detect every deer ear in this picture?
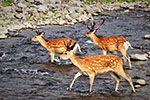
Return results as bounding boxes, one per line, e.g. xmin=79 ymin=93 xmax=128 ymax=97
xmin=40 ymin=31 xmax=45 ymax=36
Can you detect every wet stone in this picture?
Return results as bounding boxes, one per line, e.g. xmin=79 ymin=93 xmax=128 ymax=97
xmin=146 ymin=70 xmax=150 ymax=76
xmin=130 ymin=54 xmax=149 ymax=61
xmin=144 ymin=34 xmax=150 ymax=39
xmin=136 ymin=79 xmax=146 ymax=86
xmin=135 ymin=84 xmax=142 ymax=88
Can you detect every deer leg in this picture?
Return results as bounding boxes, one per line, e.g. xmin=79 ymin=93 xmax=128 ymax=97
xmin=69 ymin=72 xmax=82 ymax=91
xmin=89 ymin=74 xmax=95 ymax=92
xmin=50 ymin=52 xmax=55 ymax=63
xmin=109 ymin=72 xmax=120 ymax=91
xmin=120 ymin=49 xmax=132 ymax=69
xmin=126 ymin=55 xmax=132 ymax=69
xmin=116 ymin=68 xmax=135 ymax=92
xmin=102 ymin=50 xmax=107 ymax=55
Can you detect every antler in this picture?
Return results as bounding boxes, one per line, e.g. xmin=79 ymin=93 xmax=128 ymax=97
xmin=87 ymin=22 xmax=96 ymax=32
xmin=91 ymin=22 xmax=96 ymax=30
xmin=64 ymin=40 xmax=77 ymax=51
xmin=36 ymin=31 xmax=40 ymax=35
xmin=64 ymin=40 xmax=72 ymax=49
xmin=94 ymin=19 xmax=105 ymax=31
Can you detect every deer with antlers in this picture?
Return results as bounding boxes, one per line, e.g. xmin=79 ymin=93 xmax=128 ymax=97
xmin=85 ymin=19 xmax=132 ymax=69
xmin=32 ymin=31 xmax=81 ymax=62
xmin=59 ymin=40 xmax=135 ymax=93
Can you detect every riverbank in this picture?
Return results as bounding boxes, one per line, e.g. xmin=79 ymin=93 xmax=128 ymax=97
xmin=0 ymin=0 xmax=150 ymax=38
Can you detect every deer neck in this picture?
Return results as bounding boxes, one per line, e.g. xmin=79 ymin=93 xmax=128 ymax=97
xmin=70 ymin=53 xmax=83 ymax=70
xmin=39 ymin=37 xmax=48 ymax=48
xmin=91 ymin=33 xmax=99 ymax=45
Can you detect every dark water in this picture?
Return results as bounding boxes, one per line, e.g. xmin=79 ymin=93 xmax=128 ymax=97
xmin=0 ymin=8 xmax=150 ymax=100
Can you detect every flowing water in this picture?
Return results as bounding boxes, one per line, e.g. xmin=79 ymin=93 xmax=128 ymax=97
xmin=0 ymin=8 xmax=150 ymax=100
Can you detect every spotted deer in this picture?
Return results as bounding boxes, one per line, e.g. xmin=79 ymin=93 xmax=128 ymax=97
xmin=85 ymin=19 xmax=132 ymax=69
xmin=59 ymin=40 xmax=135 ymax=93
xmin=32 ymin=31 xmax=81 ymax=62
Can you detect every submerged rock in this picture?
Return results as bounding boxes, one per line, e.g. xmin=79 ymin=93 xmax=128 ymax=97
xmin=144 ymin=34 xmax=150 ymax=39
xmin=130 ymin=54 xmax=149 ymax=61
xmin=136 ymin=79 xmax=146 ymax=85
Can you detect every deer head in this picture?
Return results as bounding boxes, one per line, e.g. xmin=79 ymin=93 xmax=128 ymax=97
xmin=85 ymin=19 xmax=105 ymax=37
xmin=59 ymin=40 xmax=77 ymax=60
xmin=32 ymin=31 xmax=45 ymax=41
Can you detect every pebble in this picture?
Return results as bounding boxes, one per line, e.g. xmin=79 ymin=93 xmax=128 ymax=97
xmin=135 ymin=84 xmax=142 ymax=88
xmin=124 ymin=10 xmax=130 ymax=13
xmin=144 ymin=34 xmax=150 ymax=39
xmin=130 ymin=54 xmax=149 ymax=61
xmin=136 ymin=79 xmax=146 ymax=85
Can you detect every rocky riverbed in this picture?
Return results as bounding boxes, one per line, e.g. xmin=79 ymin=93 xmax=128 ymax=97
xmin=0 ymin=1 xmax=150 ymax=100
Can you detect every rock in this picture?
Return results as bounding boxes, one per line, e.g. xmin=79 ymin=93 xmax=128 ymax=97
xmin=92 ymin=12 xmax=99 ymax=16
xmin=68 ymin=7 xmax=76 ymax=14
xmin=73 ymin=0 xmax=83 ymax=7
xmin=144 ymin=34 xmax=150 ymax=39
xmin=120 ymin=2 xmax=130 ymax=9
xmin=86 ymin=40 xmax=93 ymax=44
xmin=0 ymin=27 xmax=8 ymax=39
xmin=146 ymin=70 xmax=150 ymax=76
xmin=130 ymin=54 xmax=149 ymax=61
xmin=18 ymin=3 xmax=27 ymax=8
xmin=22 ymin=22 xmax=32 ymax=28
xmin=129 ymin=6 xmax=134 ymax=10
xmin=72 ymin=19 xmax=77 ymax=23
xmin=135 ymin=84 xmax=142 ymax=88
xmin=80 ymin=14 xmax=89 ymax=22
xmin=44 ymin=20 xmax=51 ymax=25
xmin=136 ymin=79 xmax=146 ymax=85
xmin=85 ymin=5 xmax=94 ymax=14
xmin=37 ymin=5 xmax=48 ymax=12
xmin=25 ymin=0 xmax=34 ymax=3
xmin=124 ymin=10 xmax=130 ymax=13
xmin=58 ymin=19 xmax=66 ymax=25
xmin=14 ymin=13 xmax=24 ymax=19
xmin=96 ymin=2 xmax=103 ymax=11
xmin=65 ymin=14 xmax=72 ymax=21
xmin=8 ymin=24 xmax=24 ymax=31
xmin=15 ymin=7 xmax=23 ymax=13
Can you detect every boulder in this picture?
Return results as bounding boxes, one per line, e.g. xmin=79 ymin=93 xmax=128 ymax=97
xmin=130 ymin=54 xmax=149 ymax=61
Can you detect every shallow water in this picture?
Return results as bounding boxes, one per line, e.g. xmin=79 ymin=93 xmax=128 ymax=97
xmin=0 ymin=8 xmax=150 ymax=100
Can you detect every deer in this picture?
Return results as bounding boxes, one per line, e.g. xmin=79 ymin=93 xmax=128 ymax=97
xmin=85 ymin=19 xmax=133 ymax=69
xmin=59 ymin=40 xmax=135 ymax=93
xmin=32 ymin=31 xmax=81 ymax=63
